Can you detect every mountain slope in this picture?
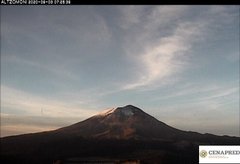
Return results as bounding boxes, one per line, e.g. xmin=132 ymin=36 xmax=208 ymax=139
xmin=56 ymin=105 xmax=183 ymax=140
xmin=54 ymin=105 xmax=239 ymax=143
xmin=1 ymin=105 xmax=239 ymax=164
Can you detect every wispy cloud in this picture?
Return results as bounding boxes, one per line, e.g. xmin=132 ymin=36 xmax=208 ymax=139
xmin=110 ymin=6 xmax=208 ymax=90
xmin=123 ymin=21 xmax=205 ymax=90
xmin=153 ymin=82 xmax=238 ymax=102
xmin=116 ymin=6 xmax=238 ymax=91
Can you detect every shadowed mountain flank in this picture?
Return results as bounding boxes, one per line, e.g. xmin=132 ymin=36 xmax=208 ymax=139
xmin=1 ymin=105 xmax=239 ymax=164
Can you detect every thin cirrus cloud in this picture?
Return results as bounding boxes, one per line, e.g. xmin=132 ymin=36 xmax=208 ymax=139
xmin=123 ymin=22 xmax=204 ymax=90
xmin=153 ymin=84 xmax=239 ymax=103
xmin=118 ymin=6 xmax=238 ymax=91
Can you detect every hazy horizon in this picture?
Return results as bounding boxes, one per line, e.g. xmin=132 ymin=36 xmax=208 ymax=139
xmin=1 ymin=6 xmax=239 ymax=137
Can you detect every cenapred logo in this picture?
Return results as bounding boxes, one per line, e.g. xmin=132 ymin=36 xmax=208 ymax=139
xmin=199 ymin=150 xmax=208 ymax=158
xmin=199 ymin=146 xmax=240 ymax=163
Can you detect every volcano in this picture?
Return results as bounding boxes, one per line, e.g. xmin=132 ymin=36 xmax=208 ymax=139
xmin=56 ymin=105 xmax=182 ymax=140
xmin=1 ymin=105 xmax=239 ymax=164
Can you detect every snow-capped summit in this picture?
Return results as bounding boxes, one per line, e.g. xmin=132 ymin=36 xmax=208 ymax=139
xmin=95 ymin=105 xmax=143 ymax=117
xmin=115 ymin=105 xmax=142 ymax=113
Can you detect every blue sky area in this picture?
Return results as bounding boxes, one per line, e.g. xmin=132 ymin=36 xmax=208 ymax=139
xmin=1 ymin=6 xmax=239 ymax=137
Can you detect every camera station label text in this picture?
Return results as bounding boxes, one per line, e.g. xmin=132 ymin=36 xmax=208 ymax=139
xmin=1 ymin=0 xmax=71 ymax=5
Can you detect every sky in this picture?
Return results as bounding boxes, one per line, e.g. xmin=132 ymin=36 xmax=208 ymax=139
xmin=1 ymin=6 xmax=239 ymax=137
